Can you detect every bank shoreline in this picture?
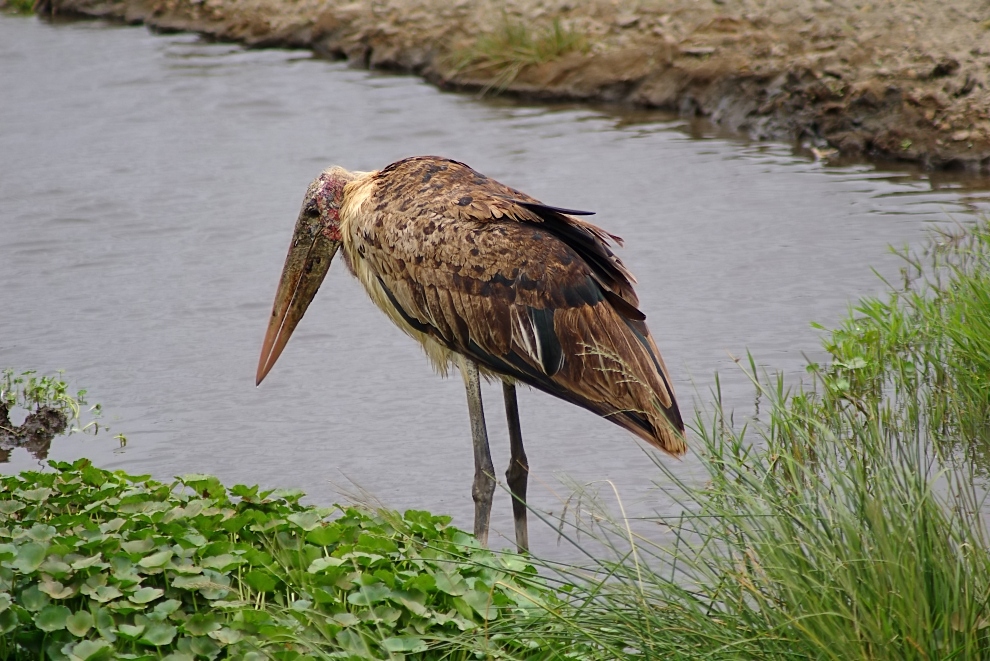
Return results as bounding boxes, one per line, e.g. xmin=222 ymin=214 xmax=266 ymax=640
xmin=23 ymin=0 xmax=990 ymax=172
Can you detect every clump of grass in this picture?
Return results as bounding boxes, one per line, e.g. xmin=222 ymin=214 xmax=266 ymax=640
xmin=453 ymin=17 xmax=588 ymax=93
xmin=0 ymin=0 xmax=36 ymax=14
xmin=463 ymin=221 xmax=990 ymax=658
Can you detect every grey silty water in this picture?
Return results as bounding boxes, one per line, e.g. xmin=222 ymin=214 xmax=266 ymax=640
xmin=2 ymin=15 xmax=989 ymax=557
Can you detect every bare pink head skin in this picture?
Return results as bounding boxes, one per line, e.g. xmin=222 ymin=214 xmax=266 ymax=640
xmin=256 ymin=166 xmax=357 ymax=385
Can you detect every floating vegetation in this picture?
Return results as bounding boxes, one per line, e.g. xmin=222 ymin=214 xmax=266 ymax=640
xmin=0 ymin=462 xmax=566 ymax=660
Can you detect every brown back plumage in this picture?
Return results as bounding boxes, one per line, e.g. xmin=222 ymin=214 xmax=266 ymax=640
xmin=349 ymin=156 xmax=685 ymax=454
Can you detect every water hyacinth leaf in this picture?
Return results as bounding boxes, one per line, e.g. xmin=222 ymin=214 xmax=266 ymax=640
xmin=13 ymin=541 xmax=48 ymax=573
xmin=67 ymin=639 xmax=113 ymax=661
xmin=67 ymin=609 xmax=94 ymax=636
xmin=19 ymin=487 xmax=52 ymax=502
xmin=305 ymin=526 xmax=340 ymax=546
xmin=161 ymin=653 xmax=194 ymax=661
xmin=0 ymin=608 xmax=18 ymax=634
xmin=130 ymin=586 xmax=164 ymax=604
xmin=187 ymin=634 xmax=221 ymax=657
xmin=335 ymin=628 xmax=372 ymax=657
xmin=307 ymin=556 xmax=344 ymax=573
xmin=0 ymin=501 xmax=25 ymax=515
xmin=139 ymin=621 xmax=177 ymax=646
xmin=120 ymin=538 xmax=155 ymax=554
xmin=461 ymin=590 xmax=497 ymax=620
xmin=118 ymin=623 xmax=146 ymax=639
xmin=0 ymin=543 xmax=16 ymax=560
xmin=91 ymin=585 xmax=123 ymax=603
xmin=21 ymin=583 xmax=50 ymax=611
xmin=94 ymin=607 xmax=117 ymax=642
xmin=243 ymin=570 xmax=277 ymax=593
xmin=39 ymin=558 xmax=73 ymax=578
xmin=137 ymin=549 xmax=173 ymax=568
xmin=199 ymin=568 xmax=232 ymax=600
xmin=98 ymin=518 xmax=125 ymax=534
xmin=0 ymin=592 xmax=10 ymax=613
xmin=390 ymin=590 xmax=429 ymax=617
xmin=333 ymin=612 xmax=360 ymax=627
xmin=287 ymin=510 xmax=322 ymax=531
xmin=35 ymin=604 xmax=71 ymax=631
xmin=382 ymin=636 xmax=428 ymax=653
xmin=347 ymin=583 xmax=392 ymax=606
xmin=153 ymin=599 xmax=181 ymax=618
xmin=71 ymin=554 xmax=106 ymax=570
xmin=433 ymin=572 xmax=468 ymax=596
xmin=40 ymin=578 xmax=76 ymax=599
xmin=26 ymin=523 xmax=58 ymax=542
xmin=183 ymin=612 xmax=220 ymax=636
xmin=171 ymin=575 xmax=211 ymax=590
xmin=200 ymin=553 xmax=243 ymax=571
xmin=208 ymin=627 xmax=243 ymax=645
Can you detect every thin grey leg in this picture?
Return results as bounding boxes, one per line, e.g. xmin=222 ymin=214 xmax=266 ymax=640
xmin=462 ymin=359 xmax=495 ymax=547
xmin=503 ymin=382 xmax=529 ymax=553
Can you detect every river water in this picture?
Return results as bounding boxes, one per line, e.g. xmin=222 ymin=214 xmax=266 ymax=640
xmin=3 ymin=15 xmax=989 ymax=557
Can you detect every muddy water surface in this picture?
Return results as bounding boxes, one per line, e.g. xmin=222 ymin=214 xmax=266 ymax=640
xmin=3 ymin=15 xmax=990 ymax=557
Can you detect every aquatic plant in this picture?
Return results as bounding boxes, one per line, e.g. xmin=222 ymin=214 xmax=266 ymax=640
xmin=0 ymin=461 xmax=567 ymax=660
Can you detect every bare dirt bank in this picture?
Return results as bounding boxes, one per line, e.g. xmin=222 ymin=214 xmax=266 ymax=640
xmin=28 ymin=0 xmax=990 ymax=171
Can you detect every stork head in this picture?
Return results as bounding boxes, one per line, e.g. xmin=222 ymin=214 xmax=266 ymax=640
xmin=255 ymin=167 xmax=355 ymax=385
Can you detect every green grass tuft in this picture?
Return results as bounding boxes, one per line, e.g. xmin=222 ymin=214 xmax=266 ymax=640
xmin=452 ymin=17 xmax=588 ymax=93
xmin=1 ymin=0 xmax=36 ymax=14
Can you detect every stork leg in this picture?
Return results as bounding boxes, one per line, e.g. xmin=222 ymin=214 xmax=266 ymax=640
xmin=502 ymin=382 xmax=529 ymax=553
xmin=462 ymin=358 xmax=496 ymax=547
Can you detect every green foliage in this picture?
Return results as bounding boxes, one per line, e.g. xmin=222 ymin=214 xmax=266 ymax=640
xmin=467 ymin=221 xmax=990 ymax=659
xmin=1 ymin=370 xmax=102 ymax=435
xmin=452 ymin=17 xmax=588 ymax=93
xmin=0 ymin=0 xmax=35 ymax=13
xmin=0 ymin=461 xmax=562 ymax=660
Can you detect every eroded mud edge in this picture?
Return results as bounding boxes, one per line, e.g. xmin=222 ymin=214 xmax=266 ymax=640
xmin=31 ymin=0 xmax=990 ymax=172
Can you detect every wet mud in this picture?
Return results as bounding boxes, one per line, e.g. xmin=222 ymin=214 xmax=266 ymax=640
xmin=0 ymin=402 xmax=67 ymax=462
xmin=21 ymin=0 xmax=990 ymax=172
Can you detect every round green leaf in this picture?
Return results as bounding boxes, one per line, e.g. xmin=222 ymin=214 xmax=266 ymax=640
xmin=130 ymin=586 xmax=164 ymax=604
xmin=66 ymin=610 xmax=94 ymax=637
xmin=13 ymin=542 xmax=48 ymax=573
xmin=91 ymin=585 xmax=123 ymax=603
xmin=40 ymin=579 xmax=75 ymax=599
xmin=34 ymin=604 xmax=71 ymax=632
xmin=20 ymin=584 xmax=50 ymax=611
xmin=139 ymin=621 xmax=177 ymax=646
xmin=137 ymin=549 xmax=172 ymax=569
xmin=67 ymin=639 xmax=112 ymax=661
xmin=208 ymin=627 xmax=243 ymax=645
xmin=242 ymin=570 xmax=277 ymax=593
xmin=182 ymin=612 xmax=220 ymax=636
xmin=382 ymin=636 xmax=428 ymax=653
xmin=117 ymin=623 xmax=146 ymax=639
xmin=0 ymin=608 xmax=18 ymax=634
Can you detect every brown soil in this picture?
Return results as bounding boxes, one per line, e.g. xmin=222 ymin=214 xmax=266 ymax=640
xmin=25 ymin=0 xmax=990 ymax=171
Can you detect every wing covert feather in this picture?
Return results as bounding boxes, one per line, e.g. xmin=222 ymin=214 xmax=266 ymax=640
xmin=350 ymin=156 xmax=684 ymax=454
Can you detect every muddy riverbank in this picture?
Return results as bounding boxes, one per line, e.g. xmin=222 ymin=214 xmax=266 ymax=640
xmin=20 ymin=0 xmax=990 ymax=171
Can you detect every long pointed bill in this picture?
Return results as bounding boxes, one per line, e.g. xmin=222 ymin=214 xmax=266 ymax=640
xmin=256 ymin=210 xmax=340 ymax=385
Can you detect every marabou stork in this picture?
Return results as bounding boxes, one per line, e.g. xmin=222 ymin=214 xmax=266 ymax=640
xmin=256 ymin=156 xmax=685 ymax=552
